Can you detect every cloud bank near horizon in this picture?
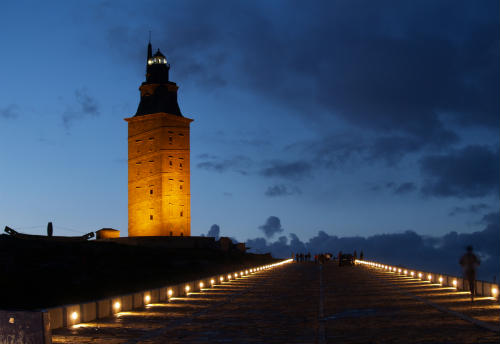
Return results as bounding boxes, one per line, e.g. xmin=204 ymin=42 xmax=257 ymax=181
xmin=245 ymin=212 xmax=500 ymax=282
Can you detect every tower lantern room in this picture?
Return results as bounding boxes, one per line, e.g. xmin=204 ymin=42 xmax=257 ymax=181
xmin=125 ymin=41 xmax=193 ymax=237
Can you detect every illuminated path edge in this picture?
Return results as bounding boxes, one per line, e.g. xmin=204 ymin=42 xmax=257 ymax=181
xmin=356 ymin=259 xmax=500 ymax=333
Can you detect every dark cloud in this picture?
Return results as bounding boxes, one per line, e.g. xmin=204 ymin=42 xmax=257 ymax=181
xmin=368 ymin=181 xmax=417 ymax=195
xmin=264 ymin=184 xmax=301 ymax=197
xmin=144 ymin=0 xmax=499 ymax=139
xmin=247 ymin=211 xmax=500 ymax=281
xmin=394 ymin=182 xmax=417 ymax=195
xmin=196 ymin=155 xmax=252 ymax=175
xmin=0 ymin=104 xmax=19 ymax=119
xmin=260 ymin=161 xmax=312 ymax=180
xmin=448 ymin=203 xmax=490 ymax=217
xmin=207 ymin=224 xmax=220 ymax=239
xmin=104 ymin=1 xmax=497 ymax=171
xmin=258 ymin=216 xmax=284 ymax=238
xmin=62 ymin=89 xmax=100 ymax=129
xmin=368 ymin=132 xmax=459 ymax=166
xmin=420 ymin=145 xmax=499 ymax=198
xmin=286 ymin=134 xmax=365 ymax=169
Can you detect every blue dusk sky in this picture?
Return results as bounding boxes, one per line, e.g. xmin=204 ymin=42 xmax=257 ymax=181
xmin=0 ymin=1 xmax=498 ymax=254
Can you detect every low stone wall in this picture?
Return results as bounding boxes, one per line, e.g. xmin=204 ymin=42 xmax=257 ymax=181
xmin=45 ymin=259 xmax=291 ymax=331
xmin=0 ymin=260 xmax=290 ymax=343
xmin=356 ymin=259 xmax=499 ymax=298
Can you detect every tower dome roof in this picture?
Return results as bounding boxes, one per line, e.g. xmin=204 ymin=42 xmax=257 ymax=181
xmin=153 ymin=49 xmax=165 ymax=58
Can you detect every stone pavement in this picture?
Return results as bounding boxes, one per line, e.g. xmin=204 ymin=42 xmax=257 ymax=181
xmin=52 ymin=262 xmax=500 ymax=343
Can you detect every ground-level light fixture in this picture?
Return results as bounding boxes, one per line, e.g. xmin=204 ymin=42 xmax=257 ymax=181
xmin=145 ymin=295 xmax=151 ymax=304
xmin=492 ymin=287 xmax=498 ymax=298
xmin=114 ymin=301 xmax=121 ymax=311
xmin=71 ymin=312 xmax=78 ymax=321
xmin=185 ymin=285 xmax=191 ymax=293
xmin=210 ymin=279 xmax=215 ymax=285
xmin=199 ymin=282 xmax=204 ymax=289
xmin=167 ymin=289 xmax=173 ymax=298
xmin=452 ymin=280 xmax=457 ymax=288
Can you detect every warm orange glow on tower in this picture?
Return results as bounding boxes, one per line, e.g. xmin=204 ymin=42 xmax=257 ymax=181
xmin=125 ymin=42 xmax=193 ymax=237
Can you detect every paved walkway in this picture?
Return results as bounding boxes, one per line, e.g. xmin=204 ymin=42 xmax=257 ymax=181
xmin=52 ymin=262 xmax=500 ymax=343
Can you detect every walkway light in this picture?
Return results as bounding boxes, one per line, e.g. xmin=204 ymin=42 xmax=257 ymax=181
xmin=438 ymin=276 xmax=443 ymax=284
xmin=245 ymin=270 xmax=249 ymax=274
xmin=199 ymin=282 xmax=204 ymax=289
xmin=167 ymin=289 xmax=173 ymax=298
xmin=418 ymin=273 xmax=423 ymax=279
xmin=427 ymin=274 xmax=432 ymax=281
xmin=145 ymin=295 xmax=151 ymax=304
xmin=185 ymin=285 xmax=191 ymax=293
xmin=227 ymin=274 xmax=232 ymax=280
xmin=114 ymin=301 xmax=121 ymax=311
xmin=410 ymin=271 xmax=415 ymax=277
xmin=492 ymin=287 xmax=498 ymax=298
xmin=210 ymin=279 xmax=215 ymax=286
xmin=404 ymin=270 xmax=408 ymax=275
xmin=398 ymin=268 xmax=402 ymax=273
xmin=71 ymin=311 xmax=78 ymax=321
xmin=220 ymin=276 xmax=224 ymax=282
xmin=452 ymin=280 xmax=457 ymax=288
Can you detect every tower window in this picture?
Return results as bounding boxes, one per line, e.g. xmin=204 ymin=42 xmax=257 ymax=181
xmin=180 ymin=211 xmax=183 ymax=217
xmin=180 ymin=163 xmax=183 ymax=168
xmin=180 ymin=232 xmax=184 ymax=237
xmin=150 ymin=215 xmax=153 ymax=220
xmin=180 ymin=185 xmax=183 ymax=190
xmin=170 ymin=231 xmax=173 ymax=236
xmin=150 ymin=189 xmax=153 ymax=194
xmin=169 ymin=161 xmax=172 ymax=166
xmin=169 ymin=137 xmax=173 ymax=143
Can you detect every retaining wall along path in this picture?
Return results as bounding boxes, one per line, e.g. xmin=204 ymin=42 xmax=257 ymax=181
xmin=1 ymin=259 xmax=292 ymax=344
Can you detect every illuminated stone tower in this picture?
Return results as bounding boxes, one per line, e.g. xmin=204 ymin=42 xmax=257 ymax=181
xmin=125 ymin=42 xmax=193 ymax=237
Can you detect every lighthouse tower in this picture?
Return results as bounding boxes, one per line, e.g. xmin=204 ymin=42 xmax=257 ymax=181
xmin=125 ymin=42 xmax=193 ymax=237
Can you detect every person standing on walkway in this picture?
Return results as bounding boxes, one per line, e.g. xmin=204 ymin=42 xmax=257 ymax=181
xmin=459 ymin=245 xmax=480 ymax=302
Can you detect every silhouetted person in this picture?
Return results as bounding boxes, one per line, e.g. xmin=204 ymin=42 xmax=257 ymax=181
xmin=460 ymin=246 xmax=480 ymax=302
xmin=47 ymin=222 xmax=53 ymax=237
xmin=360 ymin=251 xmax=364 ymax=260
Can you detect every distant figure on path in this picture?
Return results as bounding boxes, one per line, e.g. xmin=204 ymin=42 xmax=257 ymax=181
xmin=47 ymin=222 xmax=53 ymax=237
xmin=459 ymin=245 xmax=480 ymax=302
xmin=360 ymin=251 xmax=364 ymax=260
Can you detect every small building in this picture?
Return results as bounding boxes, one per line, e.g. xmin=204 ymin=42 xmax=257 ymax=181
xmin=96 ymin=228 xmax=120 ymax=239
